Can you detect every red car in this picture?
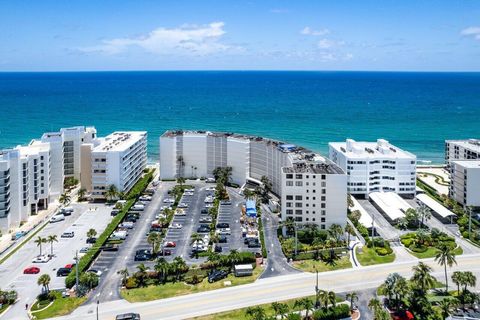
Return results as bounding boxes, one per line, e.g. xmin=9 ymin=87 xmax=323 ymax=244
xmin=165 ymin=241 xmax=176 ymax=248
xmin=64 ymin=263 xmax=76 ymax=269
xmin=23 ymin=266 xmax=40 ymax=274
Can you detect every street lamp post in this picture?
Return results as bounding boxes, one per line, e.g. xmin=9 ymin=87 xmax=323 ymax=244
xmin=96 ymin=300 xmax=99 ymax=320
xmin=75 ymin=250 xmax=79 ymax=294
xmin=314 ymin=267 xmax=320 ymax=309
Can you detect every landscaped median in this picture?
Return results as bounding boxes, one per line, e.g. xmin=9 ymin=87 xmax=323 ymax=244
xmin=400 ymin=230 xmax=463 ymax=259
xmin=355 ymin=238 xmax=395 ymax=266
xmin=30 ymin=291 xmax=86 ymax=319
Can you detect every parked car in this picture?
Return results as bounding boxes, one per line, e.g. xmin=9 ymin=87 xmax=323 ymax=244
xmin=60 ymin=207 xmax=74 ymax=215
xmin=86 ymin=237 xmax=97 ymax=244
xmin=116 ymin=313 xmax=141 ymax=320
xmin=100 ymin=244 xmax=119 ymax=251
xmin=163 ymin=198 xmax=175 ymax=204
xmin=220 ymin=200 xmax=231 ymax=205
xmin=23 ymin=266 xmax=40 ymax=274
xmin=139 ymin=195 xmax=152 ymax=201
xmin=208 ymin=269 xmax=228 ymax=283
xmin=110 ymin=230 xmax=127 ymax=240
xmin=79 ymin=247 xmax=90 ymax=253
xmin=149 ymin=226 xmax=162 ymax=234
xmin=214 ymin=245 xmax=223 ymax=253
xmin=111 ymin=209 xmax=120 ymax=216
xmin=64 ymin=263 xmax=76 ymax=269
xmin=164 ymin=241 xmax=176 ymax=248
xmin=131 ymin=204 xmax=145 ymax=211
xmin=160 ymin=249 xmax=172 ymax=256
xmin=247 ymin=238 xmax=261 ymax=248
xmin=197 ymin=226 xmax=210 ymax=233
xmin=218 ymin=235 xmax=228 ymax=243
xmin=32 ymin=255 xmax=51 ymax=263
xmin=134 ymin=253 xmax=152 ymax=261
xmin=50 ymin=214 xmax=65 ymax=223
xmin=170 ymin=223 xmax=182 ymax=229
xmin=200 ymin=208 xmax=209 ymax=214
xmin=177 ymin=202 xmax=189 ymax=208
xmin=56 ymin=267 xmax=71 ymax=277
xmin=86 ymin=269 xmax=102 ymax=277
xmin=216 ymin=228 xmax=231 ymax=235
xmin=206 ymin=178 xmax=216 ymax=183
xmin=61 ymin=231 xmax=75 ymax=238
xmin=200 ymin=216 xmax=212 ymax=223
xmin=217 ymin=223 xmax=230 ymax=229
xmin=205 ymin=203 xmax=213 ymax=208
xmin=121 ymin=221 xmax=135 ymax=229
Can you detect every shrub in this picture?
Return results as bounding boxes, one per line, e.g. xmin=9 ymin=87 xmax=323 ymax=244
xmin=410 ymin=245 xmax=428 ymax=253
xmin=125 ymin=277 xmax=138 ymax=289
xmin=285 ymin=313 xmax=302 ymax=320
xmin=376 ymin=247 xmax=393 ymax=256
xmin=313 ymin=304 xmax=350 ymax=320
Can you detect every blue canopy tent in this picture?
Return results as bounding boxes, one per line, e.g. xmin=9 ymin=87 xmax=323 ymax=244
xmin=245 ymin=199 xmax=257 ymax=218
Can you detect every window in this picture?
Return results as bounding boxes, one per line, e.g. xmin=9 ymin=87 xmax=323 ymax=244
xmin=286 ymin=195 xmax=293 ymax=200
xmin=286 ymin=202 xmax=292 ymax=207
xmin=295 ymin=203 xmax=302 ymax=208
xmin=321 ymin=203 xmax=326 ymax=208
xmin=286 ymin=181 xmax=293 ymax=186
xmin=295 ymin=181 xmax=303 ymax=186
xmin=295 ymin=174 xmax=302 ymax=179
xmin=286 ymin=174 xmax=293 ymax=179
xmin=295 ymin=195 xmax=302 ymax=200
xmin=286 ymin=209 xmax=293 ymax=215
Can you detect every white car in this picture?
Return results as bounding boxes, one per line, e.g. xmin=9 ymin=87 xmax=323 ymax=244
xmin=156 ymin=213 xmax=167 ymax=219
xmin=216 ymin=228 xmax=231 ymax=235
xmin=139 ymin=195 xmax=152 ymax=201
xmin=177 ymin=202 xmax=189 ymax=208
xmin=183 ymin=192 xmax=194 ymax=196
xmin=206 ymin=187 xmax=216 ymax=191
xmin=170 ymin=223 xmax=182 ymax=229
xmin=160 ymin=206 xmax=172 ymax=211
xmin=205 ymin=203 xmax=213 ymax=208
xmin=50 ymin=214 xmax=65 ymax=223
xmin=199 ymin=216 xmax=212 ymax=223
xmin=163 ymin=198 xmax=175 ymax=204
xmin=120 ymin=221 xmax=134 ymax=229
xmin=174 ymin=209 xmax=186 ymax=216
xmin=204 ymin=197 xmax=214 ymax=204
xmin=185 ymin=188 xmax=195 ymax=193
xmin=86 ymin=269 xmax=102 ymax=277
xmin=32 ymin=255 xmax=51 ymax=263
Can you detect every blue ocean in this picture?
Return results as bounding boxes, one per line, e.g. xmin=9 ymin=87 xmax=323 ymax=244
xmin=0 ymin=71 xmax=479 ymax=164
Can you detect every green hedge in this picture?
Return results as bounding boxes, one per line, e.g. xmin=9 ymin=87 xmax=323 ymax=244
xmin=66 ymin=171 xmax=154 ymax=288
xmin=312 ymin=304 xmax=350 ymax=320
xmin=257 ymin=207 xmax=268 ymax=258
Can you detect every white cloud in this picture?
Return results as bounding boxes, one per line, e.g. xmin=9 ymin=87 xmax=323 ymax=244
xmin=317 ymin=39 xmax=334 ymax=49
xmin=461 ymin=26 xmax=480 ymax=40
xmin=300 ymin=27 xmax=330 ymax=36
xmin=270 ymin=8 xmax=289 ymax=14
xmin=79 ymin=22 xmax=240 ymax=55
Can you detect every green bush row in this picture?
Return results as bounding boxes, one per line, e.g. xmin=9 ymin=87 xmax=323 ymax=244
xmin=312 ymin=304 xmax=350 ymax=320
xmin=65 ymin=171 xmax=154 ymax=288
xmin=257 ymin=207 xmax=268 ymax=258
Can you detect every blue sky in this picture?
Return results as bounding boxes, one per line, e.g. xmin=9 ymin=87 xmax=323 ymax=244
xmin=1 ymin=0 xmax=479 ymax=71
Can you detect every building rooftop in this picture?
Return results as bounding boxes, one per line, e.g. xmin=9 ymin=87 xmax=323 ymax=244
xmin=329 ymin=139 xmax=416 ymax=159
xmin=446 ymin=139 xmax=480 ymax=153
xmin=451 ymin=159 xmax=480 ymax=168
xmin=282 ymin=161 xmax=344 ymax=175
xmin=93 ymin=131 xmax=146 ymax=152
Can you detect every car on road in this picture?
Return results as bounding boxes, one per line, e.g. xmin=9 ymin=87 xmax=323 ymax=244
xmin=165 ymin=241 xmax=176 ymax=248
xmin=170 ymin=223 xmax=182 ymax=229
xmin=61 ymin=231 xmax=75 ymax=238
xmin=208 ymin=269 xmax=228 ymax=283
xmin=116 ymin=313 xmax=141 ymax=320
xmin=86 ymin=269 xmax=102 ymax=277
xmin=23 ymin=266 xmax=40 ymax=274
xmin=56 ymin=267 xmax=71 ymax=277
xmin=50 ymin=214 xmax=65 ymax=223
xmin=32 ymin=255 xmax=51 ymax=263
xmin=11 ymin=231 xmax=26 ymax=240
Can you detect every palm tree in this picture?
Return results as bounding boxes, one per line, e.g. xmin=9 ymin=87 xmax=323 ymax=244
xmin=328 ymin=224 xmax=343 ymax=244
xmin=207 ymin=252 xmax=222 ymax=268
xmin=411 ymin=262 xmax=436 ymax=295
xmin=368 ymin=297 xmax=381 ymax=313
xmin=228 ymin=249 xmax=241 ymax=272
xmin=435 ymin=243 xmax=457 ymax=293
xmin=37 ymin=274 xmax=51 ymax=293
xmin=78 ymin=188 xmax=86 ymax=201
xmin=80 ymin=272 xmax=98 ymax=290
xmin=154 ymin=258 xmax=170 ymax=284
xmin=346 ymin=292 xmax=358 ymax=310
xmin=438 ymin=298 xmax=457 ymax=319
xmin=47 ymin=235 xmax=58 ymax=257
xmin=243 ymin=188 xmax=256 ymax=200
xmin=105 ymin=184 xmax=118 ymax=201
xmin=86 ymin=228 xmax=97 ymax=239
xmin=317 ymin=290 xmax=328 ymax=309
xmin=147 ymin=232 xmax=162 ymax=256
xmin=135 ymin=263 xmax=148 ymax=287
xmin=245 ymin=306 xmax=266 ymax=320
xmin=393 ymin=276 xmax=409 ymax=310
xmin=172 ymin=256 xmax=187 ymax=281
xmin=327 ymin=291 xmax=337 ymax=308
xmin=462 ymin=271 xmax=476 ymax=293
xmin=177 ymin=155 xmax=185 ymax=178
xmin=34 ymin=236 xmax=47 ymax=256
xmin=271 ymin=302 xmax=289 ymax=319
xmin=417 ymin=204 xmax=432 ymax=228
xmin=176 ymin=177 xmax=186 ymax=186
xmin=345 ymin=224 xmax=355 ymax=246
xmin=294 ymin=297 xmax=314 ymax=319
xmin=452 ymin=271 xmax=464 ymax=295
xmin=59 ymin=193 xmax=71 ymax=206
xmin=119 ymin=268 xmax=129 ymax=286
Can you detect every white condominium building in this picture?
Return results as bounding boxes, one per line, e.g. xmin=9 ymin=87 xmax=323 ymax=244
xmin=0 ymin=141 xmax=51 ymax=232
xmin=160 ymin=130 xmax=347 ymax=227
xmin=88 ymin=131 xmax=147 ymax=199
xmin=41 ymin=126 xmax=97 ymax=197
xmin=449 ymin=160 xmax=480 ymax=208
xmin=329 ymin=139 xmax=416 ymax=198
xmin=445 ymin=139 xmax=480 ymax=164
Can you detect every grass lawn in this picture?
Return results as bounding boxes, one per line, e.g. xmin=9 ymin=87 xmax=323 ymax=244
xmin=121 ymin=267 xmax=263 ymax=302
xmin=189 ymin=294 xmax=345 ymax=320
xmin=408 ymin=246 xmax=463 ymax=259
xmin=30 ymin=292 xmax=87 ymax=320
xmin=355 ymin=246 xmax=395 ymax=266
xmin=0 ymin=304 xmax=10 ymax=316
xmin=292 ymin=256 xmax=352 ymax=273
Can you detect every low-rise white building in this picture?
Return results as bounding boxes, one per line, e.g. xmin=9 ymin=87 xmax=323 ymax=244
xmin=329 ymin=139 xmax=416 ymax=198
xmin=445 ymin=139 xmax=480 ymax=164
xmin=88 ymin=131 xmax=147 ymax=199
xmin=160 ymin=130 xmax=347 ymax=228
xmin=449 ymin=160 xmax=480 ymax=208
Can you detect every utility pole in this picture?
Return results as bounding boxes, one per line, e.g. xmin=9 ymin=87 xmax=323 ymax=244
xmin=75 ymin=250 xmax=79 ymax=294
xmin=96 ymin=300 xmax=99 ymax=320
xmin=468 ymin=206 xmax=473 ymax=240
xmin=294 ymin=223 xmax=298 ymax=257
xmin=315 ymin=267 xmax=320 ymax=309
xmin=371 ymin=216 xmax=375 ymax=249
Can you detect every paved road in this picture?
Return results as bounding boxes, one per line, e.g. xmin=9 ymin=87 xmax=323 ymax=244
xmin=260 ymin=205 xmax=300 ymax=279
xmin=0 ymin=203 xmax=112 ymax=320
xmin=357 ymin=199 xmax=406 ymax=240
xmin=58 ymin=253 xmax=480 ymax=320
